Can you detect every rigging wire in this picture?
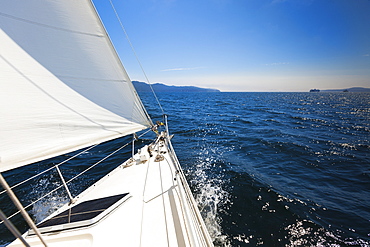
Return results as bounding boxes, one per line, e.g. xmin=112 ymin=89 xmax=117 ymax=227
xmin=108 ymin=0 xmax=165 ymax=116
xmin=0 ymin=144 xmax=99 ymax=196
xmin=0 ymin=210 xmax=30 ymax=247
xmin=0 ymin=173 xmax=48 ymax=247
xmin=0 ymin=128 xmax=152 ymax=226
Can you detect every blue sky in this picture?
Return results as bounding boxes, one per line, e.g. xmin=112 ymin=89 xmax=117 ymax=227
xmin=93 ymin=0 xmax=370 ymax=92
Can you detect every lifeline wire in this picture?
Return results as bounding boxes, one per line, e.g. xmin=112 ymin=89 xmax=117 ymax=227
xmin=0 ymin=173 xmax=48 ymax=247
xmin=0 ymin=128 xmax=153 ymax=226
xmin=0 ymin=210 xmax=30 ymax=247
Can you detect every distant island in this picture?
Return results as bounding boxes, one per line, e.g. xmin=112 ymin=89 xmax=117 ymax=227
xmin=132 ymin=81 xmax=220 ymax=93
xmin=310 ymin=87 xmax=370 ymax=93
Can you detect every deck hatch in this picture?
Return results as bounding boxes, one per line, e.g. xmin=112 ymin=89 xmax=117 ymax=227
xmin=34 ymin=193 xmax=130 ymax=233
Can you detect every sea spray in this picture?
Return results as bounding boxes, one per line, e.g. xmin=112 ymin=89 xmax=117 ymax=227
xmin=188 ymin=152 xmax=231 ymax=246
xmin=2 ymin=92 xmax=369 ymax=246
xmin=30 ymin=173 xmax=69 ymax=223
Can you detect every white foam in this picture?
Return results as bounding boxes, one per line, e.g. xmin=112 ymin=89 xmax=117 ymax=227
xmin=189 ymin=155 xmax=231 ymax=246
xmin=30 ymin=176 xmax=68 ymax=223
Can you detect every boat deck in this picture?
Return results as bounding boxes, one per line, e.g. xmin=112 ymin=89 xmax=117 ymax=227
xmin=10 ymin=135 xmax=213 ymax=246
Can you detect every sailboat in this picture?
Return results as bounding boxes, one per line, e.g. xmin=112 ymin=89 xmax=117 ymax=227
xmin=0 ymin=0 xmax=213 ymax=246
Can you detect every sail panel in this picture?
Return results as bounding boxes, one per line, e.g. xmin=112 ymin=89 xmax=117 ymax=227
xmin=0 ymin=0 xmax=152 ymax=172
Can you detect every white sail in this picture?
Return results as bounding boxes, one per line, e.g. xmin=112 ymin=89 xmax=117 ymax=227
xmin=0 ymin=0 xmax=152 ymax=172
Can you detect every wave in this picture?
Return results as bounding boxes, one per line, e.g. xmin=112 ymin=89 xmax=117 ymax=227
xmin=184 ymin=145 xmax=232 ymax=246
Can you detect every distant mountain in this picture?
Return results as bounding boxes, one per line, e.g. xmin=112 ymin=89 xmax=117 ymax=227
xmin=321 ymin=87 xmax=370 ymax=92
xmin=132 ymin=81 xmax=220 ymax=93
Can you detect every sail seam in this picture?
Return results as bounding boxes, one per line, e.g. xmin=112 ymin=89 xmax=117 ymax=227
xmin=1 ymin=54 xmax=126 ymax=135
xmin=0 ymin=12 xmax=103 ymax=37
xmin=56 ymin=75 xmax=126 ymax=82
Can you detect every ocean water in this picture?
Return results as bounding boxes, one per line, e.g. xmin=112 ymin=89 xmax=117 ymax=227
xmin=1 ymin=92 xmax=369 ymax=246
xmin=143 ymin=92 xmax=370 ymax=247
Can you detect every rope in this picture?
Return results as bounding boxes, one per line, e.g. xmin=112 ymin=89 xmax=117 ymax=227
xmin=139 ymin=145 xmax=151 ymax=247
xmin=108 ymin=0 xmax=165 ymax=116
xmin=158 ymin=148 xmax=170 ymax=247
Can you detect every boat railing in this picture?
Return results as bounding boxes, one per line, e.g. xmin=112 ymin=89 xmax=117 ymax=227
xmin=0 ymin=128 xmax=153 ymax=238
xmin=163 ymin=115 xmax=214 ymax=246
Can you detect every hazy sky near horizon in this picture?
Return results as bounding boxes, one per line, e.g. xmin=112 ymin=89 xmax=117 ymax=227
xmin=93 ymin=0 xmax=370 ymax=92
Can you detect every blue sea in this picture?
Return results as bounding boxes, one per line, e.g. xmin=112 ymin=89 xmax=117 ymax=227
xmin=1 ymin=92 xmax=369 ymax=246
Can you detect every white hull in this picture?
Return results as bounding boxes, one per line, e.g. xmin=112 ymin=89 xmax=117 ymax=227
xmin=9 ymin=133 xmax=213 ymax=246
